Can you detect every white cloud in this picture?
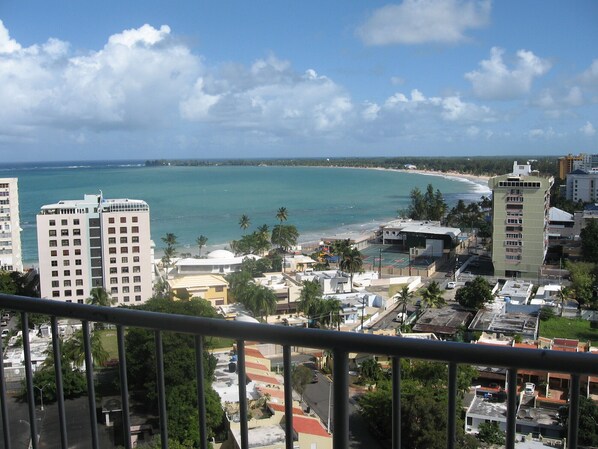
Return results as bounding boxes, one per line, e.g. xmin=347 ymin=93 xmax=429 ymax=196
xmin=390 ymin=76 xmax=405 ymax=85
xmin=0 ymin=20 xmax=21 ymax=54
xmin=581 ymin=59 xmax=598 ymax=85
xmin=528 ymin=127 xmax=560 ymax=139
xmin=362 ymin=102 xmax=381 ymax=121
xmin=357 ymin=0 xmax=491 ymax=46
xmin=108 ymin=24 xmax=171 ymax=48
xmin=580 ymin=121 xmax=596 ymax=136
xmin=465 ymin=47 xmax=551 ymax=100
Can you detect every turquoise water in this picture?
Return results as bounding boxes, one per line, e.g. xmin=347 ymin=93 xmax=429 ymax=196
xmin=3 ymin=162 xmax=489 ymax=265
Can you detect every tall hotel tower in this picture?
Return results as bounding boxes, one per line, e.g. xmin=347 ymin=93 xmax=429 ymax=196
xmin=37 ymin=194 xmax=153 ymax=305
xmin=0 ymin=178 xmax=23 ymax=272
xmin=489 ymin=162 xmax=553 ymax=279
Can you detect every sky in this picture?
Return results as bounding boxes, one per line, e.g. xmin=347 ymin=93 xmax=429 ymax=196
xmin=1 ymin=0 xmax=597 ymax=162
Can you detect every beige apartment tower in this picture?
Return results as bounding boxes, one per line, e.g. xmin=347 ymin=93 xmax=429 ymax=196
xmin=489 ymin=162 xmax=553 ymax=279
xmin=37 ymin=194 xmax=153 ymax=305
xmin=0 ymin=178 xmax=23 ymax=272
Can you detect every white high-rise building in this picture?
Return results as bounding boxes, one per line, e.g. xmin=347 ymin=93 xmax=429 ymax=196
xmin=0 ymin=178 xmax=23 ymax=272
xmin=37 ymin=194 xmax=153 ymax=305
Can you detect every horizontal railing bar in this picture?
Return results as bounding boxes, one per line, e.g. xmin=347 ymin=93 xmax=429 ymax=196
xmin=2 ymin=294 xmax=598 ymax=375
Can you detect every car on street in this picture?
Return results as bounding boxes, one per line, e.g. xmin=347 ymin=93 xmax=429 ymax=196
xmin=312 ymin=371 xmax=319 ymax=383
xmin=446 ymin=281 xmax=457 ymax=289
xmin=1 ymin=329 xmax=9 ymax=337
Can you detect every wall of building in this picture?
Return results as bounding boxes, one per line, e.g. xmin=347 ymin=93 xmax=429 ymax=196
xmin=0 ymin=178 xmax=23 ymax=272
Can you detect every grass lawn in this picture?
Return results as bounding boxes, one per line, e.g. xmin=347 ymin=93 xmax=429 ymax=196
xmin=539 ymin=317 xmax=598 ymax=346
xmin=96 ymin=328 xmax=119 ymax=359
xmin=205 ymin=336 xmax=234 ymax=349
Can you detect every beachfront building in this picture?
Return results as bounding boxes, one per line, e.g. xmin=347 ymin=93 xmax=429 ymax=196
xmin=37 ymin=194 xmax=153 ymax=305
xmin=170 ymin=250 xmax=259 ymax=276
xmin=0 ymin=178 xmax=23 ymax=272
xmin=489 ymin=162 xmax=553 ymax=279
xmin=380 ymin=219 xmax=461 ymax=257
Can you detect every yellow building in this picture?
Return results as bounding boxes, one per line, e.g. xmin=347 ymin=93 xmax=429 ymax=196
xmin=558 ymin=154 xmax=583 ymax=180
xmin=168 ymin=274 xmax=228 ymax=307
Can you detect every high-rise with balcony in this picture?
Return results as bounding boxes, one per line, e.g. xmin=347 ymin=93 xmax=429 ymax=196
xmin=0 ymin=178 xmax=23 ymax=272
xmin=489 ymin=162 xmax=553 ymax=279
xmin=37 ymin=194 xmax=153 ymax=305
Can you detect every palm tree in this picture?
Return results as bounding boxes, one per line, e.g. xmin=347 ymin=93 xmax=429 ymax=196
xmin=421 ymin=281 xmax=445 ymax=309
xmin=161 ymin=233 xmax=178 ymax=269
xmin=87 ymin=287 xmax=116 ymax=307
xmin=556 ymin=286 xmax=570 ymax=317
xmin=239 ymin=214 xmax=251 ymax=233
xmin=321 ymin=298 xmax=342 ymax=330
xmin=276 ymin=207 xmax=288 ymax=224
xmin=339 ymin=247 xmax=363 ymax=291
xmin=63 ymin=329 xmax=109 ymax=368
xmin=395 ymin=286 xmax=413 ymax=331
xmin=196 ymin=235 xmax=208 ymax=257
xmin=298 ymin=280 xmax=323 ymax=322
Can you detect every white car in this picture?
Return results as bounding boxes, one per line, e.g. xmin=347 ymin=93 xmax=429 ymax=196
xmin=1 ymin=329 xmax=9 ymax=337
xmin=446 ymin=281 xmax=457 ymax=289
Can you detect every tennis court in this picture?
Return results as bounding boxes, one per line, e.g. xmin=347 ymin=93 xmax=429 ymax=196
xmin=361 ymin=244 xmax=438 ymax=268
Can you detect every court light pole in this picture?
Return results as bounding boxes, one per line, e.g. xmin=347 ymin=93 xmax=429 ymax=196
xmin=34 ymin=383 xmax=48 ymax=411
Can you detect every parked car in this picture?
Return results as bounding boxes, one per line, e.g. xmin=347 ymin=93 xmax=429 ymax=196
xmin=446 ymin=281 xmax=457 ymax=289
xmin=0 ymin=320 xmax=7 ymax=327
xmin=1 ymin=329 xmax=9 ymax=337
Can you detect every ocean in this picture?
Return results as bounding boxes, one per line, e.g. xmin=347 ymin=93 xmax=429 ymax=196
xmin=0 ymin=161 xmax=491 ymax=266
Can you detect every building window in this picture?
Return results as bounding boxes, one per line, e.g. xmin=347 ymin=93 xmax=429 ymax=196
xmin=132 ymin=236 xmax=139 ymax=243
xmin=76 ymin=279 xmax=83 ymax=286
xmin=64 ymin=270 xmax=70 ymax=276
xmin=76 ymin=289 xmax=84 ymax=296
xmin=73 ymin=229 xmax=81 ymax=236
xmin=111 ymin=287 xmax=118 ymax=294
xmin=49 ymin=230 xmax=57 ymax=237
xmin=77 ymin=299 xmax=83 ymax=304
xmin=133 ymin=266 xmax=141 ymax=273
xmin=122 ymin=277 xmax=129 ymax=283
xmin=215 ymin=286 xmax=223 ymax=292
xmin=135 ymin=295 xmax=142 ymax=302
xmin=122 ymin=257 xmax=128 ymax=263
xmin=61 ymin=229 xmax=69 ymax=236
xmin=121 ymin=247 xmax=128 ymax=253
xmin=120 ymin=217 xmax=126 ymax=223
xmin=123 ymin=286 xmax=130 ymax=293
xmin=64 ymin=280 xmax=71 ymax=287
xmin=52 ymin=270 xmax=58 ymax=277
xmin=49 ymin=220 xmax=56 ymax=226
xmin=122 ymin=267 xmax=129 ymax=273
xmin=61 ymin=239 xmax=69 ymax=246
xmin=51 ymin=261 xmax=58 ymax=267
xmin=110 ymin=257 xmax=117 ymax=264
xmin=52 ymin=291 xmax=60 ymax=297
xmin=111 ymin=277 xmax=118 ymax=284
xmin=120 ymin=237 xmax=128 ymax=244
xmin=63 ymin=250 xmax=69 ymax=256
xmin=63 ymin=260 xmax=70 ymax=266
xmin=133 ymin=276 xmax=141 ymax=283
xmin=132 ymin=246 xmax=139 ymax=253
xmin=51 ymin=250 xmax=57 ymax=257
xmin=108 ymin=227 xmax=116 ymax=234
xmin=109 ymin=237 xmax=116 ymax=244
xmin=49 ymin=240 xmax=57 ymax=247
xmin=52 ymin=281 xmax=59 ymax=288
xmin=64 ymin=290 xmax=72 ymax=297
xmin=120 ymin=227 xmax=127 ymax=233
xmin=133 ymin=256 xmax=140 ymax=263
xmin=61 ymin=219 xmax=67 ymax=226
xmin=109 ymin=247 xmax=117 ymax=254
xmin=73 ymin=219 xmax=79 ymax=225
xmin=75 ymin=259 xmax=81 ymax=265
xmin=75 ymin=249 xmax=81 ymax=255
xmin=109 ymin=217 xmax=115 ymax=224
xmin=123 ymin=296 xmax=130 ymax=302
xmin=110 ymin=267 xmax=117 ymax=274
xmin=134 ymin=285 xmax=141 ymax=292
xmin=132 ymin=226 xmax=139 ymax=233
xmin=132 ymin=216 xmax=138 ymax=223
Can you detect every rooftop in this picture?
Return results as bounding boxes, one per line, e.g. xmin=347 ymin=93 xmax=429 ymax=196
xmin=412 ymin=307 xmax=473 ymax=336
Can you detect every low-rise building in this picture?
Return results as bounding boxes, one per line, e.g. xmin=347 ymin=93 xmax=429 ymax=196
xmin=167 ymin=274 xmax=229 ymax=306
xmin=170 ymin=250 xmax=259 ymax=276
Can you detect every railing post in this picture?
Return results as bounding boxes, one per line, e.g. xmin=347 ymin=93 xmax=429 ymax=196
xmin=392 ymin=357 xmax=401 ymax=449
xmin=194 ymin=335 xmax=208 ymax=449
xmin=21 ymin=312 xmax=39 ymax=449
xmin=332 ymin=349 xmax=348 ymax=449
xmin=506 ymin=369 xmax=518 ymax=449
xmin=50 ymin=317 xmax=68 ymax=449
xmin=155 ymin=331 xmax=168 ymax=449
xmin=283 ymin=345 xmax=294 ymax=449
xmin=117 ymin=325 xmax=132 ymax=449
xmin=568 ymin=374 xmax=580 ymax=449
xmin=0 ymin=320 xmax=11 ymax=449
xmin=447 ymin=362 xmax=457 ymax=449
xmin=237 ymin=340 xmax=249 ymax=449
xmin=82 ymin=321 xmax=100 ymax=449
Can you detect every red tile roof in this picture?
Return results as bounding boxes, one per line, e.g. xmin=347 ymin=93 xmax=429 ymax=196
xmin=246 ymin=361 xmax=268 ymax=371
xmin=293 ymin=415 xmax=330 ymax=437
xmin=247 ymin=373 xmax=280 ymax=385
xmin=268 ymin=402 xmax=304 ymax=415
xmin=245 ymin=347 xmax=266 ymax=359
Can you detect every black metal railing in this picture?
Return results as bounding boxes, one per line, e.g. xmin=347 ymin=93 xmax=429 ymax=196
xmin=1 ymin=293 xmax=598 ymax=449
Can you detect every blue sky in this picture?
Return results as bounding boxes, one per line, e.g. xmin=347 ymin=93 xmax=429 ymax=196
xmin=1 ymin=0 xmax=597 ymax=161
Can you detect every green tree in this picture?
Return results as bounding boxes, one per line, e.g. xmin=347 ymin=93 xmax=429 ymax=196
xmin=161 ymin=233 xmax=178 ymax=268
xmin=319 ymin=298 xmax=342 ymax=330
xmin=0 ymin=271 xmax=17 ymax=294
xmin=291 ymin=364 xmax=312 ymax=399
xmin=476 ymin=421 xmax=505 ymax=445
xmin=455 ymin=276 xmax=493 ymax=310
xmin=339 ymin=247 xmax=363 ymax=291
xmin=396 ymin=286 xmax=413 ymax=331
xmin=403 ymin=184 xmax=447 ymax=221
xmin=566 ymin=261 xmax=596 ymax=309
xmin=581 ymin=219 xmax=598 ymax=263
xmin=297 ymin=280 xmax=323 ymax=321
xmin=239 ymin=214 xmax=251 ymax=233
xmin=421 ymin=281 xmax=445 ymax=309
xmin=276 ymin=207 xmax=288 ymax=224
xmin=125 ymin=297 xmax=223 ymax=446
xmin=556 ymin=286 xmax=570 ymax=317
xmin=270 ymin=224 xmax=299 ymax=252
xmin=196 ymin=235 xmax=208 ymax=257
xmin=360 ymin=358 xmax=383 ymax=384
xmin=87 ymin=286 xmax=116 ymax=307
xmin=559 ymin=397 xmax=598 ymax=447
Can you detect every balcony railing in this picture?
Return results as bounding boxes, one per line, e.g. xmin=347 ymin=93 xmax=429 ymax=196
xmin=1 ymin=293 xmax=598 ymax=449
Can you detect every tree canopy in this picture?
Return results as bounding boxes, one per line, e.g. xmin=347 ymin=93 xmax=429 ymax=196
xmin=402 ymin=184 xmax=447 ymax=221
xmin=455 ymin=276 xmax=493 ymax=310
xmin=581 ymin=220 xmax=598 ymax=263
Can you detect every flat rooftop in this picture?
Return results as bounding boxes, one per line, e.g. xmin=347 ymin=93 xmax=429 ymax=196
xmin=412 ymin=308 xmax=473 ymax=335
xmin=469 ymin=309 xmax=539 ymax=336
